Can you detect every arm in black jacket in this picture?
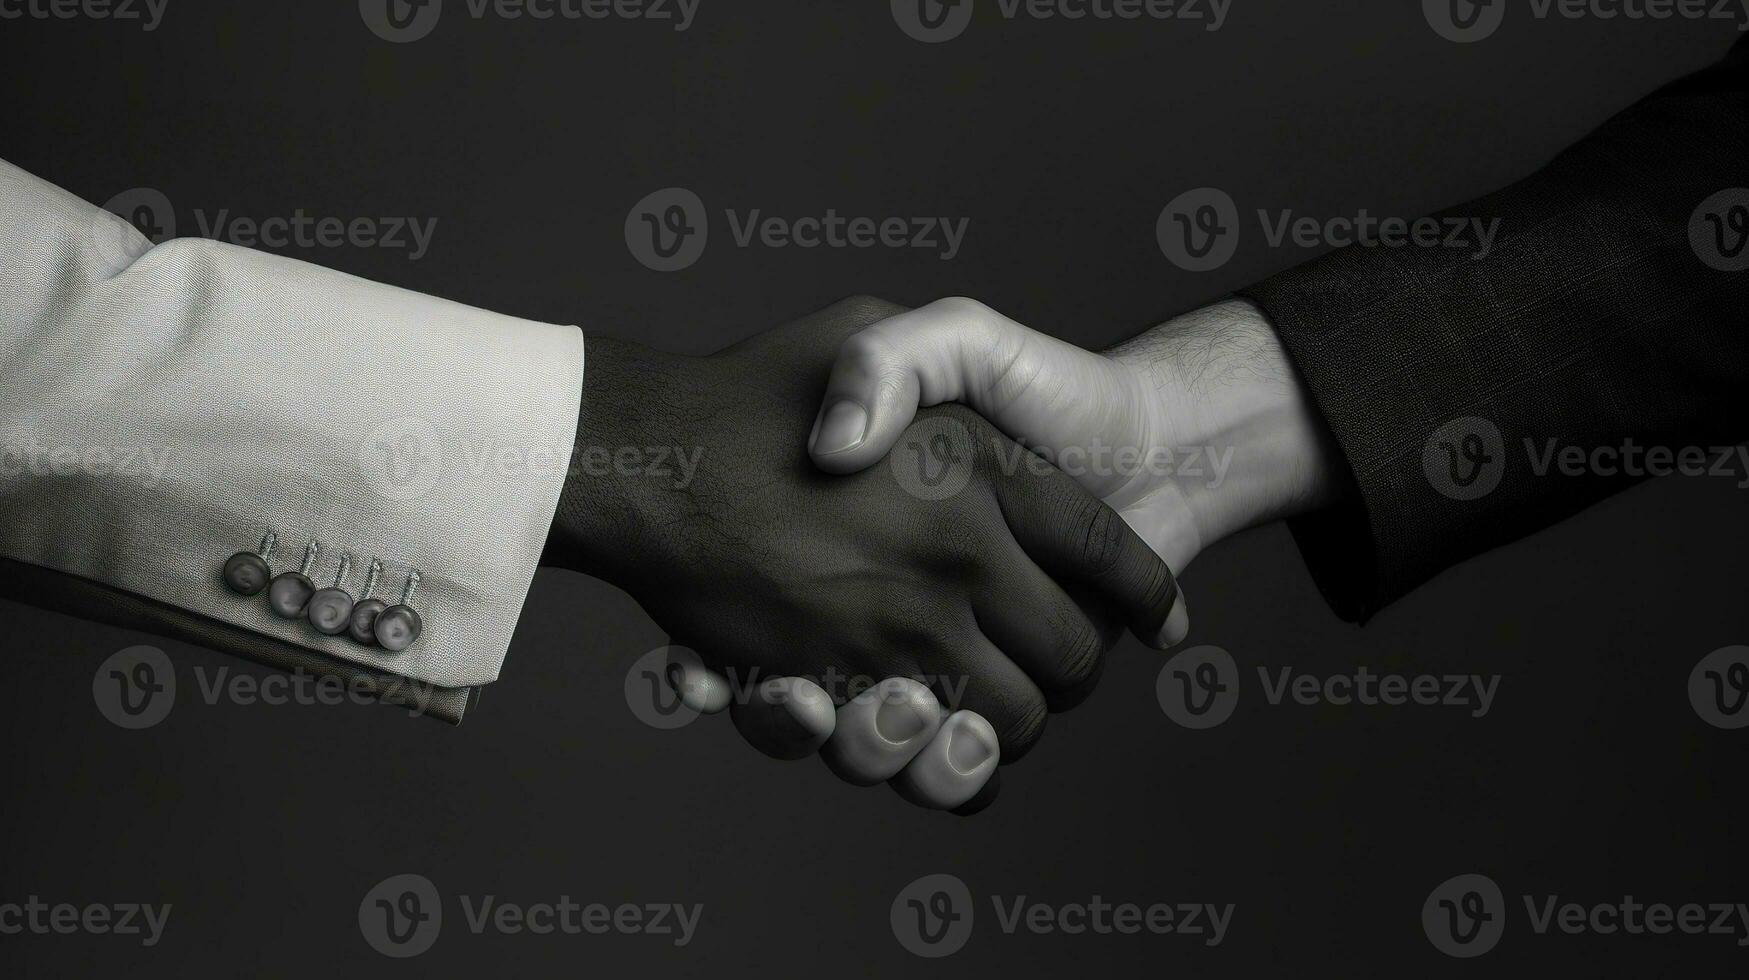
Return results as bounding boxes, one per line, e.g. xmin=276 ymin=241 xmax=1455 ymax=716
xmin=1239 ymin=35 xmax=1749 ymax=620
xmin=800 ymin=36 xmax=1746 ymax=625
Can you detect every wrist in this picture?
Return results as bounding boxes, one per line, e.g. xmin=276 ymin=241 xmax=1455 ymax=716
xmin=544 ymin=336 xmax=690 ymax=582
xmin=1106 ymin=298 xmax=1344 ymax=548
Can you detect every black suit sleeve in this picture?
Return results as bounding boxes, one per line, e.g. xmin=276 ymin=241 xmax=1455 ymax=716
xmin=1237 ymin=36 xmax=1749 ymax=622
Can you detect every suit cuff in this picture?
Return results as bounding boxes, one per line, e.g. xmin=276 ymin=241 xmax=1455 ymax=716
xmin=1237 ymin=271 xmax=1402 ymax=622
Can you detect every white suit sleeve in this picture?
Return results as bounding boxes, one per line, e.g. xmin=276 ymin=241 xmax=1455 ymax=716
xmin=0 ymin=158 xmax=584 ymax=688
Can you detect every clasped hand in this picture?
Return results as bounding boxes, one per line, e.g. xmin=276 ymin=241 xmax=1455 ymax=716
xmin=548 ymin=295 xmax=1336 ymax=813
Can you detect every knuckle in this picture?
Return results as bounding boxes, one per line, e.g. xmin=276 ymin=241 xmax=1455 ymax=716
xmin=838 ymin=327 xmax=897 ymax=370
xmin=1076 ymin=501 xmax=1125 ymax=578
xmin=1055 ymin=616 xmax=1105 ymax=687
xmin=1140 ymin=559 xmax=1177 ymax=620
xmin=930 ymin=296 xmax=994 ymax=323
xmin=929 ymin=297 xmax=1011 ymax=355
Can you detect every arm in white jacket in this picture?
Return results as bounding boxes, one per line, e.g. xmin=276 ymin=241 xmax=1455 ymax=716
xmin=0 ymin=158 xmax=585 ymax=701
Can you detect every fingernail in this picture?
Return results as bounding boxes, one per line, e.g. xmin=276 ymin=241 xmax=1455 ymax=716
xmin=1153 ymin=592 xmax=1191 ymax=649
xmin=946 ymin=722 xmax=995 ymax=773
xmin=811 ymin=401 xmax=869 ymax=456
xmin=875 ymin=697 xmax=928 ymax=742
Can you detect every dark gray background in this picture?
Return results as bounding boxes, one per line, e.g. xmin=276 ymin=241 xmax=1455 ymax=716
xmin=2 ymin=1 xmax=1745 ymax=975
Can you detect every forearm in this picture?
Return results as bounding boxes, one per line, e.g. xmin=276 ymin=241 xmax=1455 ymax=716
xmin=0 ymin=158 xmax=584 ymax=692
xmin=1236 ymin=36 xmax=1749 ymax=619
xmin=1101 ymin=298 xmax=1348 ymax=554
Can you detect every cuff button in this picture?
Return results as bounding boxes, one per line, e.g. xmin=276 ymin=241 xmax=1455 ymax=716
xmin=375 ymin=569 xmax=423 ymax=653
xmin=307 ymin=555 xmax=356 ymax=636
xmin=223 ymin=532 xmax=277 ymax=596
xmin=376 ymin=606 xmax=422 ymax=652
xmin=346 ymin=559 xmax=389 ymax=644
xmin=223 ymin=553 xmax=271 ymax=596
xmin=349 ymin=598 xmax=389 ymax=644
xmin=269 ymin=574 xmax=315 ymax=619
xmin=269 ymin=541 xmax=321 ymax=619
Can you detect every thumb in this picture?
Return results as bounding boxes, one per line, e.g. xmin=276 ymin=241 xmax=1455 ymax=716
xmin=806 ymin=298 xmax=962 ymax=475
xmin=808 ymin=297 xmax=1108 ymax=475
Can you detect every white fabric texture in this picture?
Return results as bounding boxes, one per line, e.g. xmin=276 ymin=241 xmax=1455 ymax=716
xmin=0 ymin=159 xmax=584 ymax=687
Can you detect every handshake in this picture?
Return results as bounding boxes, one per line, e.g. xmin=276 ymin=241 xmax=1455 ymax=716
xmin=544 ymin=294 xmax=1345 ymax=814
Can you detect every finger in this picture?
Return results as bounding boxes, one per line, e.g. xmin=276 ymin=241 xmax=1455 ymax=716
xmin=820 ymin=677 xmax=943 ymax=786
xmin=974 ymin=556 xmax=1114 ymax=701
xmin=665 ymin=648 xmax=731 ymax=713
xmin=1160 ymin=589 xmax=1190 ymax=647
xmin=730 ymin=676 xmax=837 ymax=760
xmin=890 ymin=710 xmax=1001 ymax=811
xmin=808 ymin=297 xmax=1126 ymax=480
xmin=937 ymin=631 xmax=1052 ymax=763
xmin=806 ymin=298 xmax=1001 ymax=473
xmin=995 ymin=469 xmax=1184 ymax=650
